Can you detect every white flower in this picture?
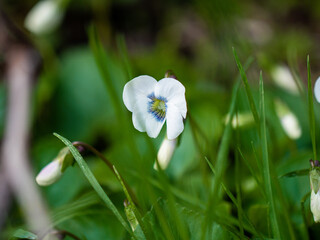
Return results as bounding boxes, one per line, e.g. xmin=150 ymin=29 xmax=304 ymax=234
xmin=123 ymin=75 xmax=187 ymax=140
xmin=36 ymin=159 xmax=62 ymax=186
xmin=311 ymin=190 xmax=320 ymax=222
xmin=24 ymin=0 xmax=64 ymax=35
xmin=154 ymin=137 xmax=177 ymax=170
xmin=275 ymin=99 xmax=301 ymax=139
xmin=314 ymin=76 xmax=320 ymax=103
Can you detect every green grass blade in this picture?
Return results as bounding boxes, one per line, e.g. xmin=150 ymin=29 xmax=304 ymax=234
xmin=301 ymin=192 xmax=310 ymax=239
xmin=232 ymin=47 xmax=260 ymax=127
xmin=204 ymin=157 xmax=263 ymax=238
xmin=201 ymin=79 xmax=240 ymax=239
xmin=88 ymin=26 xmax=124 ymax=121
xmin=53 ymin=133 xmax=135 ymax=238
xmin=259 ymin=73 xmax=281 ymax=239
xmin=307 ymin=55 xmax=317 ymax=161
xmin=238 ymin=148 xmax=265 ymax=198
xmin=279 ymin=169 xmax=309 ymax=178
xmin=116 ymin=35 xmax=133 ymax=80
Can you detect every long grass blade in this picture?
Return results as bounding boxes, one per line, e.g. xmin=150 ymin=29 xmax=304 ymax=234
xmin=53 ymin=133 xmax=135 ymax=238
xmin=232 ymin=48 xmax=260 ymax=126
xmin=307 ymin=55 xmax=317 ymax=161
xmin=259 ymin=72 xmax=281 ymax=239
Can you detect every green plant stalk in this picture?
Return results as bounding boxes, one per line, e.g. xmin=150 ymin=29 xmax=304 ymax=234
xmin=259 ymin=73 xmax=281 ymax=239
xmin=89 ymin=26 xmax=124 ymax=121
xmin=116 ymin=35 xmax=133 ymax=80
xmin=307 ymin=55 xmax=317 ymax=161
xmin=235 ymin=114 xmax=244 ymax=238
xmin=238 ymin=148 xmax=265 ymax=199
xmin=200 ymin=79 xmax=240 ymax=239
xmin=204 ymin=157 xmax=262 ymax=238
xmin=301 ymin=191 xmax=310 ymax=240
xmin=72 ymin=141 xmax=139 ymax=205
xmin=154 ymin=158 xmax=190 ymax=240
xmin=287 ymin=48 xmax=305 ymax=96
xmin=113 ymin=166 xmax=149 ymax=239
xmin=232 ymin=48 xmax=260 ymax=127
xmin=53 ymin=133 xmax=135 ymax=238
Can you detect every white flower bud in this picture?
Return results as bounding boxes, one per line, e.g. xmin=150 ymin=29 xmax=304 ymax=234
xmin=311 ymin=190 xmax=320 ymax=223
xmin=310 ymin=166 xmax=320 ymax=222
xmin=36 ymin=147 xmax=72 ymax=186
xmin=154 ymin=137 xmax=177 ymax=170
xmin=24 ymin=0 xmax=64 ymax=35
xmin=36 ymin=159 xmax=62 ymax=186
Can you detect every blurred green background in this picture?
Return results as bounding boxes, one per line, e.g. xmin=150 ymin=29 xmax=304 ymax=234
xmin=2 ymin=0 xmax=320 ymax=239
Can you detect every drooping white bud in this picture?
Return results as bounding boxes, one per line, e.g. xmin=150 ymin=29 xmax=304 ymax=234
xmin=310 ymin=164 xmax=320 ymax=222
xmin=36 ymin=147 xmax=72 ymax=186
xmin=24 ymin=0 xmax=65 ymax=35
xmin=311 ymin=191 xmax=320 ymax=223
xmin=154 ymin=137 xmax=177 ymax=170
xmin=36 ymin=159 xmax=62 ymax=186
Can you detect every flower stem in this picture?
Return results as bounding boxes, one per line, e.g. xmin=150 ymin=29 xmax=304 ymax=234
xmin=72 ymin=141 xmax=139 ymax=206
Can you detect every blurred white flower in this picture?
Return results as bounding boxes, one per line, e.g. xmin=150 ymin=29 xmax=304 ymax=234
xmin=24 ymin=0 xmax=65 ymax=35
xmin=36 ymin=147 xmax=71 ymax=186
xmin=154 ymin=136 xmax=177 ymax=170
xmin=314 ymin=76 xmax=320 ymax=103
xmin=275 ymin=99 xmax=301 ymax=139
xmin=271 ymin=65 xmax=299 ymax=94
xmin=123 ymin=75 xmax=187 ymax=140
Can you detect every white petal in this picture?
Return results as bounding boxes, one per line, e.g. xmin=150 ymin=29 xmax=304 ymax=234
xmin=166 ymin=103 xmax=184 ymax=140
xmin=155 ymin=78 xmax=187 ymax=118
xmin=36 ymin=159 xmax=62 ymax=186
xmin=131 ymin=95 xmax=150 ymax=132
xmin=145 ymin=114 xmax=165 ymax=138
xmin=131 ymin=95 xmax=165 ymax=137
xmin=123 ymin=75 xmax=157 ymax=112
xmin=311 ymin=191 xmax=320 ymax=222
xmin=314 ymin=76 xmax=320 ymax=103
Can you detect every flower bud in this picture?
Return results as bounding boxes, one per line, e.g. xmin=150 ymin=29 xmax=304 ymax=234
xmin=154 ymin=136 xmax=177 ymax=170
xmin=310 ymin=160 xmax=320 ymax=222
xmin=24 ymin=0 xmax=65 ymax=35
xmin=36 ymin=147 xmax=72 ymax=186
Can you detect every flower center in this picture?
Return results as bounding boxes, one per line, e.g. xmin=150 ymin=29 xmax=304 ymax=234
xmin=148 ymin=94 xmax=167 ymax=122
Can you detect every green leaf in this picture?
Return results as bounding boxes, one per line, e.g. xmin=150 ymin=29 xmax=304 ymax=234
xmin=11 ymin=229 xmax=37 ymax=240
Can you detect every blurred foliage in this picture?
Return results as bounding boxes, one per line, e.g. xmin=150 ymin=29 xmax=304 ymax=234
xmin=2 ymin=0 xmax=320 ymax=239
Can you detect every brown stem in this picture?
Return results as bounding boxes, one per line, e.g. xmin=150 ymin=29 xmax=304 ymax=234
xmin=72 ymin=141 xmax=139 ymax=206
